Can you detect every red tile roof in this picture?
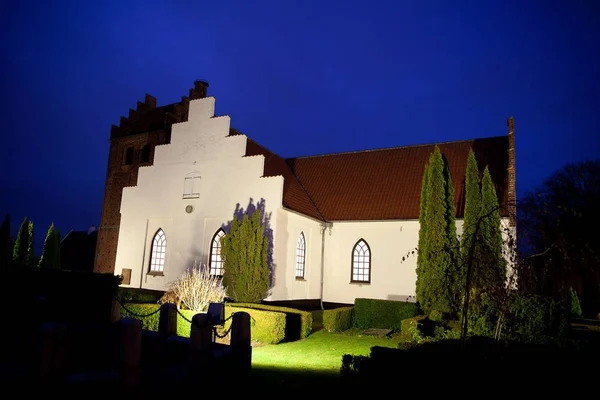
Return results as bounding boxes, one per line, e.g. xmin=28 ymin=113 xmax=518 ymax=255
xmin=284 ymin=136 xmax=509 ymax=221
xmin=243 ymin=134 xmax=508 ymax=221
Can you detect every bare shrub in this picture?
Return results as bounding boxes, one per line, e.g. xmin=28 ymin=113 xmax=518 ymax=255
xmin=164 ymin=262 xmax=227 ymax=312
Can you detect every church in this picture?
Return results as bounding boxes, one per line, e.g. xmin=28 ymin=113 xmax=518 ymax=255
xmin=94 ymin=80 xmax=516 ymax=306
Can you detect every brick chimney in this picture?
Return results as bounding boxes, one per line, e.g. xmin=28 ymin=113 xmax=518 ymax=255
xmin=189 ymin=80 xmax=209 ymax=100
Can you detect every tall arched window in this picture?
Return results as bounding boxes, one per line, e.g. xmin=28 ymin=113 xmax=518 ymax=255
xmin=124 ymin=147 xmax=134 ymax=165
xmin=140 ymin=144 xmax=151 ymax=163
xmin=295 ymin=232 xmax=306 ymax=279
xmin=209 ymin=229 xmax=226 ymax=276
xmin=149 ymin=229 xmax=166 ymax=274
xmin=351 ymin=239 xmax=371 ymax=283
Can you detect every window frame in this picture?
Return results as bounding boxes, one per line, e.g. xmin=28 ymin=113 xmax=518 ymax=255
xmin=140 ymin=144 xmax=151 ymax=163
xmin=295 ymin=232 xmax=306 ymax=279
xmin=124 ymin=147 xmax=134 ymax=165
xmin=209 ymin=229 xmax=226 ymax=277
xmin=183 ymin=176 xmax=201 ymax=199
xmin=350 ymin=238 xmax=371 ymax=283
xmin=148 ymin=228 xmax=167 ymax=275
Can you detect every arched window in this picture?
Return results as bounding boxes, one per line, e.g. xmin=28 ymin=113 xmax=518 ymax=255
xmin=351 ymin=239 xmax=371 ymax=283
xmin=209 ymin=229 xmax=226 ymax=276
xmin=295 ymin=232 xmax=306 ymax=279
xmin=149 ymin=229 xmax=166 ymax=274
xmin=124 ymin=147 xmax=134 ymax=165
xmin=140 ymin=144 xmax=151 ymax=163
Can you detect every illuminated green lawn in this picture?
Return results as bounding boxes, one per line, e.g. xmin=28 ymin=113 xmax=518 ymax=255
xmin=250 ymin=328 xmax=402 ymax=385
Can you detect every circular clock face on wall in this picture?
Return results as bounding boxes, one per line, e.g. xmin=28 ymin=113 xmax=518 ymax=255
xmin=185 ymin=205 xmax=194 ymax=214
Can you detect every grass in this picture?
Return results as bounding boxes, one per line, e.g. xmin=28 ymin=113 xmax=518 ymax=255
xmin=250 ymin=316 xmax=402 ymax=385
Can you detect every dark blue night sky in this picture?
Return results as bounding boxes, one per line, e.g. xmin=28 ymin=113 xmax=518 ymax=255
xmin=1 ymin=0 xmax=598 ymax=254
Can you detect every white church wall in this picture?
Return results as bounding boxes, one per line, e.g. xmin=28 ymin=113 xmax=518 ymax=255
xmin=269 ymin=208 xmax=325 ymax=301
xmin=115 ymin=97 xmax=284 ymax=292
xmin=322 ymin=220 xmax=421 ymax=305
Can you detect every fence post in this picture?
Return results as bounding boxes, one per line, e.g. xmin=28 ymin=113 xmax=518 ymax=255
xmin=188 ymin=313 xmax=214 ymax=377
xmin=116 ymin=317 xmax=142 ymax=389
xmin=158 ymin=303 xmax=177 ymax=340
xmin=39 ymin=322 xmax=68 ymax=384
xmin=111 ymin=296 xmax=121 ymax=324
xmin=230 ymin=312 xmax=252 ymax=376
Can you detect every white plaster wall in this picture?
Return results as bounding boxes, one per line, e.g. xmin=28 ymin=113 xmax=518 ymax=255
xmin=270 ymin=208 xmax=324 ymax=301
xmin=322 ymin=220 xmax=421 ymax=305
xmin=114 ymin=97 xmax=284 ymax=292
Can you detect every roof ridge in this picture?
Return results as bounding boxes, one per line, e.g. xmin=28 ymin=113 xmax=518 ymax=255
xmin=287 ymin=135 xmax=506 ymax=160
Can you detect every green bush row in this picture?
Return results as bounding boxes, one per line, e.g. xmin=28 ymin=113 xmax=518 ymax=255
xmin=118 ymin=303 xmax=286 ymax=344
xmin=231 ymin=302 xmax=312 ymax=340
xmin=323 ymin=306 xmax=354 ymax=332
xmin=353 ymin=298 xmax=420 ymax=331
xmin=223 ymin=306 xmax=286 ymax=344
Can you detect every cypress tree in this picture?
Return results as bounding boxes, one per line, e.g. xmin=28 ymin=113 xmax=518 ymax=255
xmin=12 ymin=216 xmax=29 ymax=267
xmin=27 ymin=221 xmax=35 ymax=267
xmin=415 ymin=159 xmax=431 ymax=306
xmin=480 ymin=165 xmax=506 ymax=287
xmin=0 ymin=213 xmax=12 ymax=269
xmin=39 ymin=223 xmax=61 ymax=270
xmin=461 ymin=149 xmax=483 ymax=289
xmin=221 ymin=208 xmax=270 ymax=303
xmin=443 ymin=156 xmax=461 ymax=312
xmin=419 ymin=146 xmax=455 ymax=314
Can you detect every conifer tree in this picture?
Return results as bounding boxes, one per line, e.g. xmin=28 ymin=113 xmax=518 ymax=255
xmin=461 ymin=149 xmax=483 ymax=288
xmin=415 ymin=159 xmax=430 ymax=305
xmin=443 ymin=156 xmax=461 ymax=311
xmin=12 ymin=216 xmax=29 ymax=267
xmin=417 ymin=146 xmax=457 ymax=314
xmin=480 ymin=165 xmax=506 ymax=287
xmin=221 ymin=208 xmax=270 ymax=303
xmin=39 ymin=223 xmax=61 ymax=270
xmin=0 ymin=213 xmax=12 ymax=269
xmin=27 ymin=221 xmax=35 ymax=267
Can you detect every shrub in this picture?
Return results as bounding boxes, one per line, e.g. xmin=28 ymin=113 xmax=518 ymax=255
xmin=120 ymin=303 xmax=161 ymax=331
xmin=221 ymin=208 xmax=270 ymax=303
xmin=428 ymin=309 xmax=444 ymax=323
xmin=118 ymin=287 xmax=164 ymax=304
xmin=231 ymin=302 xmax=312 ymax=340
xmin=223 ymin=305 xmax=286 ymax=344
xmin=504 ymin=292 xmax=568 ymax=344
xmin=354 ymin=298 xmax=420 ymax=331
xmin=323 ymin=306 xmax=354 ymax=332
xmin=399 ymin=315 xmax=427 ymax=343
xmin=569 ymin=287 xmax=582 ymax=318
xmin=164 ymin=262 xmax=227 ymax=312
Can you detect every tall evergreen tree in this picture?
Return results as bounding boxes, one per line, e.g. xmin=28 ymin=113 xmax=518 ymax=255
xmin=461 ymin=149 xmax=483 ymax=288
xmin=12 ymin=216 xmax=29 ymax=267
xmin=417 ymin=146 xmax=457 ymax=314
xmin=221 ymin=208 xmax=270 ymax=303
xmin=480 ymin=165 xmax=506 ymax=287
xmin=39 ymin=223 xmax=61 ymax=270
xmin=415 ymin=159 xmax=430 ymax=305
xmin=0 ymin=213 xmax=12 ymax=269
xmin=27 ymin=221 xmax=35 ymax=267
xmin=443 ymin=156 xmax=461 ymax=310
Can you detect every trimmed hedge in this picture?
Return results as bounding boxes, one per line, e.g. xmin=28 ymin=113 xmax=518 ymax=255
xmin=323 ymin=306 xmax=354 ymax=332
xmin=119 ymin=303 xmax=286 ymax=344
xmin=230 ymin=302 xmax=312 ymax=340
xmin=117 ymin=287 xmax=164 ymax=304
xmin=353 ymin=298 xmax=421 ymax=331
xmin=224 ymin=306 xmax=286 ymax=344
